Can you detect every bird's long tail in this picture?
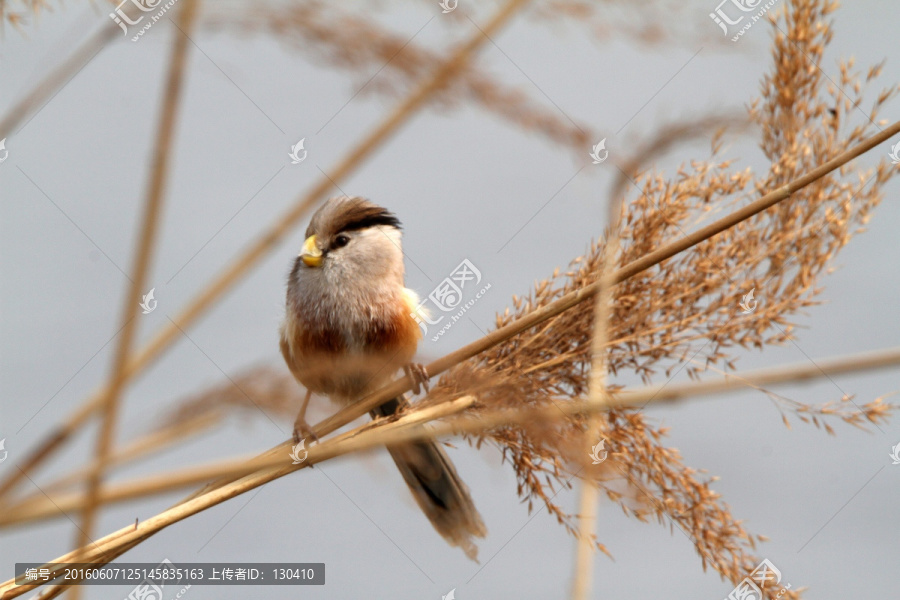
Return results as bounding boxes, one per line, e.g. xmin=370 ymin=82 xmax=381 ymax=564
xmin=371 ymin=395 xmax=487 ymax=561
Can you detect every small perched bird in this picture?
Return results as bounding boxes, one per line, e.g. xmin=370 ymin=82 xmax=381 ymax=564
xmin=280 ymin=196 xmax=486 ymax=560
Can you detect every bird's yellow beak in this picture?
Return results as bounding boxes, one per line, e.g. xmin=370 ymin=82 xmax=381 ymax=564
xmin=300 ymin=235 xmax=323 ymax=268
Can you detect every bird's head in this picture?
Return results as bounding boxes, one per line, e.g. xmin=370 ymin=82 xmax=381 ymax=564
xmin=290 ymin=196 xmax=405 ymax=292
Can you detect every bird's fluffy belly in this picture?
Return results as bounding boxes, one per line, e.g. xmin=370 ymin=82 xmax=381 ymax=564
xmin=280 ymin=301 xmax=420 ymax=403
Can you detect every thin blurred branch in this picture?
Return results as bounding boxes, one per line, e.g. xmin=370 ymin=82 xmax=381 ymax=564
xmin=572 ymin=170 xmax=624 ymax=599
xmin=70 ymin=1 xmax=201 ymax=581
xmin=208 ymin=1 xmax=592 ymax=155
xmin=0 ymin=20 xmax=118 ymax=139
xmin=7 ymin=412 xmax=221 ymax=504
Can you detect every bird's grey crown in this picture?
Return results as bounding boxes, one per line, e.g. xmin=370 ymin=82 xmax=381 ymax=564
xmin=305 ymin=196 xmax=401 ymax=239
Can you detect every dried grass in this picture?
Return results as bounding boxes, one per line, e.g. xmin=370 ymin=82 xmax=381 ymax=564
xmin=1 ymin=0 xmax=898 ymax=599
xmin=412 ymin=0 xmax=897 ymax=594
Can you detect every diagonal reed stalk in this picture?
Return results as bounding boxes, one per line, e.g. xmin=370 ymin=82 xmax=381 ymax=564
xmin=5 ymin=398 xmax=477 ymax=599
xmin=2 ymin=344 xmax=896 ymax=531
xmin=11 ymin=412 xmax=221 ymax=503
xmin=0 ymin=19 xmax=118 ymax=140
xmin=0 ymin=0 xmax=533 ymax=502
xmin=0 ymin=397 xmax=477 ymax=598
xmin=69 ymin=2 xmax=200 ymax=584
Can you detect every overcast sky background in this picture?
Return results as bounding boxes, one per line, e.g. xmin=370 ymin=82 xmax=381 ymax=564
xmin=1 ymin=1 xmax=899 ymax=598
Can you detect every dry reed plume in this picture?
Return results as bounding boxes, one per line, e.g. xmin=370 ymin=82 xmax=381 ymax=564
xmin=419 ymin=1 xmax=897 ymax=594
xmin=1 ymin=0 xmax=898 ymax=599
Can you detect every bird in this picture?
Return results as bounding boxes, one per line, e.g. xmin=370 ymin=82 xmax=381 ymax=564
xmin=279 ymin=196 xmax=486 ymax=560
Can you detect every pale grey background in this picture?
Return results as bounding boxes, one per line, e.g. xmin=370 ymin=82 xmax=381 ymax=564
xmin=1 ymin=1 xmax=898 ymax=598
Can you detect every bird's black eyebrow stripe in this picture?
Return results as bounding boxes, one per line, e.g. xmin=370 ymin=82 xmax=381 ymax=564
xmin=338 ymin=212 xmax=402 ymax=232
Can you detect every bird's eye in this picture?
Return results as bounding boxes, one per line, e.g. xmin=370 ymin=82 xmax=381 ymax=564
xmin=332 ymin=234 xmax=351 ymax=249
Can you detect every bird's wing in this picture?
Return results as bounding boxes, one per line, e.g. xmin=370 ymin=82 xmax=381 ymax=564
xmin=279 ymin=330 xmax=306 ymax=384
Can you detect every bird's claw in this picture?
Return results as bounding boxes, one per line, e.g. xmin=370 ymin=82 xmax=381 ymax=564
xmin=292 ymin=418 xmax=319 ymax=445
xmin=405 ymin=363 xmax=430 ymax=395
